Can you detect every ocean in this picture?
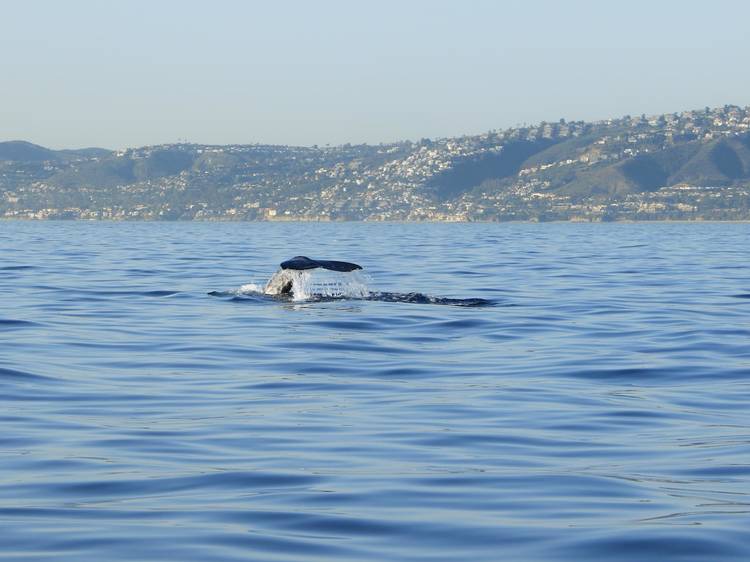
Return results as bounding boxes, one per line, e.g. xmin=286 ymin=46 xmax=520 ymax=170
xmin=1 ymin=220 xmax=749 ymax=561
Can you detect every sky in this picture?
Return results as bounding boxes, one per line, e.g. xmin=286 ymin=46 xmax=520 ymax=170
xmin=2 ymin=0 xmax=749 ymax=149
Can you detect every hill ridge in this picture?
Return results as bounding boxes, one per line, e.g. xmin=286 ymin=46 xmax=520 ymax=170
xmin=2 ymin=104 xmax=750 ymax=221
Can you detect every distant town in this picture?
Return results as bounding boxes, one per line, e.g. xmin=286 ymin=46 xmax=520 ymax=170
xmin=2 ymin=104 xmax=750 ymax=221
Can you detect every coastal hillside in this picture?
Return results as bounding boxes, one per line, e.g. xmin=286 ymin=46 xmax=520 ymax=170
xmin=0 ymin=141 xmax=61 ymax=162
xmin=2 ymin=105 xmax=749 ymax=221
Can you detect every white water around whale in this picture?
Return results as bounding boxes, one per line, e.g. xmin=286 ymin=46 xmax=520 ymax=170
xmin=291 ymin=269 xmax=372 ymax=300
xmin=239 ymin=269 xmax=372 ymax=300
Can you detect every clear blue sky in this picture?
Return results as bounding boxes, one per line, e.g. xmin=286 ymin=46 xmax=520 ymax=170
xmin=2 ymin=0 xmax=749 ymax=149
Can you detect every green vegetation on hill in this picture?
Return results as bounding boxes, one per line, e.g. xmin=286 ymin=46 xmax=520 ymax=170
xmin=426 ymin=139 xmax=556 ymax=200
xmin=673 ymin=138 xmax=750 ymax=185
xmin=523 ymin=134 xmax=598 ymax=167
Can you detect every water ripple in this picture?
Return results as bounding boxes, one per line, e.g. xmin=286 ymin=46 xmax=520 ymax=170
xmin=1 ymin=221 xmax=749 ymax=561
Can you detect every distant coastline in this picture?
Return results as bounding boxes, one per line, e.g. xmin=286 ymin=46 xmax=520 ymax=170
xmin=3 ymin=217 xmax=749 ymax=225
xmin=2 ymin=104 xmax=749 ymax=222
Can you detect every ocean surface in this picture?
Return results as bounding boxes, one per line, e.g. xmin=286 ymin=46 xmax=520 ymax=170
xmin=1 ymin=221 xmax=749 ymax=562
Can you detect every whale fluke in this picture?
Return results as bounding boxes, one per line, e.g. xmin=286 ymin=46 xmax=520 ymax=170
xmin=280 ymin=256 xmax=362 ymax=272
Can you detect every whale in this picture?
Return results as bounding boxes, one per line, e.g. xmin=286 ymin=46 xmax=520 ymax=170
xmin=264 ymin=256 xmax=363 ymax=295
xmin=209 ymin=255 xmax=493 ymax=306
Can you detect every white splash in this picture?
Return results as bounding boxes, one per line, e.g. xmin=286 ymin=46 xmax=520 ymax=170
xmin=231 ymin=270 xmax=372 ymax=301
xmin=237 ymin=283 xmax=264 ymax=294
xmin=289 ymin=269 xmax=372 ymax=301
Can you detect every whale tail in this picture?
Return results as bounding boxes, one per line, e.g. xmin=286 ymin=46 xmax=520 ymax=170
xmin=280 ymin=256 xmax=362 ymax=272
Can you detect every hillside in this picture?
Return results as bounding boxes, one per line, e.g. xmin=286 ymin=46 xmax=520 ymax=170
xmin=2 ymin=104 xmax=750 ymax=221
xmin=0 ymin=141 xmax=60 ymax=162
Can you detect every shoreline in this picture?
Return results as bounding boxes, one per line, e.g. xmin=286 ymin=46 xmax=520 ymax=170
xmin=3 ymin=217 xmax=749 ymax=225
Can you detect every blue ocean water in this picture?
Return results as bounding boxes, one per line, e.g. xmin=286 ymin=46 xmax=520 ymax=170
xmin=1 ymin=221 xmax=749 ymax=561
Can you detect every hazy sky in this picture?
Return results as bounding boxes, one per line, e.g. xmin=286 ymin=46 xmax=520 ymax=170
xmin=2 ymin=0 xmax=749 ymax=149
